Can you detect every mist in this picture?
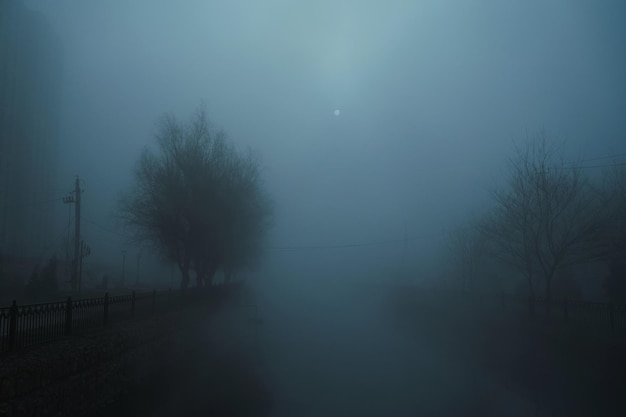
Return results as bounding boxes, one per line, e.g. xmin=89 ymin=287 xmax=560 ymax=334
xmin=18 ymin=0 xmax=624 ymax=259
xmin=2 ymin=0 xmax=626 ymax=415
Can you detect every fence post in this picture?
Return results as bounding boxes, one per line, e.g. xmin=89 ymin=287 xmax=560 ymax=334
xmin=131 ymin=291 xmax=136 ymax=318
xmin=103 ymin=292 xmax=109 ymax=325
xmin=151 ymin=289 xmax=156 ymax=315
xmin=64 ymin=297 xmax=72 ymax=336
xmin=609 ymin=303 xmax=615 ymax=332
xmin=8 ymin=300 xmax=17 ymax=352
xmin=563 ymin=297 xmax=568 ymax=323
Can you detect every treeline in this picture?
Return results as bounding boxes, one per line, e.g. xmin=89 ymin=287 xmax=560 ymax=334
xmin=442 ymin=131 xmax=626 ymax=314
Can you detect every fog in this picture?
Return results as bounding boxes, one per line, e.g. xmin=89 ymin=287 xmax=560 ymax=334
xmin=23 ymin=0 xmax=626 ymax=275
xmin=5 ymin=0 xmax=626 ymax=414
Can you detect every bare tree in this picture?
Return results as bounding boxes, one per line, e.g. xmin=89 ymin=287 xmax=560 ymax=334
xmin=482 ymin=132 xmax=606 ymax=317
xmin=597 ymin=164 xmax=626 ymax=301
xmin=120 ymin=107 xmax=272 ymax=289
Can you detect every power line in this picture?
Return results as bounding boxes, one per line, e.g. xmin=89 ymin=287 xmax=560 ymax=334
xmin=82 ymin=214 xmax=444 ymax=253
xmin=270 ymin=232 xmax=444 ymax=251
xmin=73 ymin=152 xmax=626 ymax=256
xmin=0 ymin=196 xmax=63 ymax=210
xmin=87 ymin=235 xmax=136 ymax=248
xmin=82 ymin=217 xmax=133 ymax=240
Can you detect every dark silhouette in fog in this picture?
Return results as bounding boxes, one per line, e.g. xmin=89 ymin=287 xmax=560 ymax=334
xmin=120 ymin=107 xmax=272 ymax=289
xmin=481 ymin=132 xmax=609 ymax=316
xmin=597 ymin=166 xmax=626 ymax=302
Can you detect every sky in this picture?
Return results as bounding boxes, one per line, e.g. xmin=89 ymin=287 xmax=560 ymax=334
xmin=23 ymin=0 xmax=626 ymax=285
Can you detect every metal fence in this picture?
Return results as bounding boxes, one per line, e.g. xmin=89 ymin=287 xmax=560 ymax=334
xmin=0 ymin=287 xmax=231 ymax=355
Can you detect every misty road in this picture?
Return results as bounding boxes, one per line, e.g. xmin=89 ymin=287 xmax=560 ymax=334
xmin=244 ymin=282 xmax=536 ymax=417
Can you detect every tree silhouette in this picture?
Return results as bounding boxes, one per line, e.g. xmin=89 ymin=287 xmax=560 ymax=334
xmin=598 ymin=165 xmax=626 ymax=302
xmin=121 ymin=107 xmax=271 ymax=289
xmin=482 ymin=132 xmax=606 ymax=317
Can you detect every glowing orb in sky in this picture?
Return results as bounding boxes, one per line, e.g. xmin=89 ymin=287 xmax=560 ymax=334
xmin=334 ymin=109 xmax=341 ymax=116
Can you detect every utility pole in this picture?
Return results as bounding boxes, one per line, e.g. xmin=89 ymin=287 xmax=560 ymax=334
xmin=78 ymin=240 xmax=91 ymax=292
xmin=71 ymin=176 xmax=81 ymax=292
xmin=62 ymin=193 xmax=75 ymax=284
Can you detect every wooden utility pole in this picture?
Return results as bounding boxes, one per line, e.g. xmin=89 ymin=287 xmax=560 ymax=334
xmin=78 ymin=240 xmax=91 ymax=292
xmin=62 ymin=193 xmax=75 ymax=284
xmin=71 ymin=176 xmax=81 ymax=292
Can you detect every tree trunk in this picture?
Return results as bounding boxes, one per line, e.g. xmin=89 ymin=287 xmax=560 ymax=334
xmin=181 ymin=268 xmax=190 ymax=290
xmin=195 ymin=269 xmax=205 ymax=288
xmin=178 ymin=254 xmax=192 ymax=290
xmin=224 ymin=265 xmax=233 ymax=284
xmin=205 ymin=260 xmax=219 ymax=287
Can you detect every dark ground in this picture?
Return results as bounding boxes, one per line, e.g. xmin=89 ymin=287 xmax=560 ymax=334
xmin=103 ymin=300 xmax=272 ymax=417
xmin=0 ymin=285 xmax=270 ymax=417
xmin=244 ymin=282 xmax=626 ymax=416
xmin=251 ymin=283 xmax=536 ymax=416
xmin=391 ymin=288 xmax=626 ymax=416
xmin=13 ymin=283 xmax=620 ymax=417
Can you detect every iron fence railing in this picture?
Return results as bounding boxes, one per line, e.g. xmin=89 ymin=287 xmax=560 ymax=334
xmin=0 ymin=286 xmax=233 ymax=355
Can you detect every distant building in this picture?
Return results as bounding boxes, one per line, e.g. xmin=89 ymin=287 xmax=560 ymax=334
xmin=0 ymin=1 xmax=63 ymax=267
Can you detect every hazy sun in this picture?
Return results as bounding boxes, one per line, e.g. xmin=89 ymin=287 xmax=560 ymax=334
xmin=334 ymin=109 xmax=341 ymax=116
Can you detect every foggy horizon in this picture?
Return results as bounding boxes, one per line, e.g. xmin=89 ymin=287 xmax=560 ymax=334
xmin=15 ymin=0 xmax=624 ymax=283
